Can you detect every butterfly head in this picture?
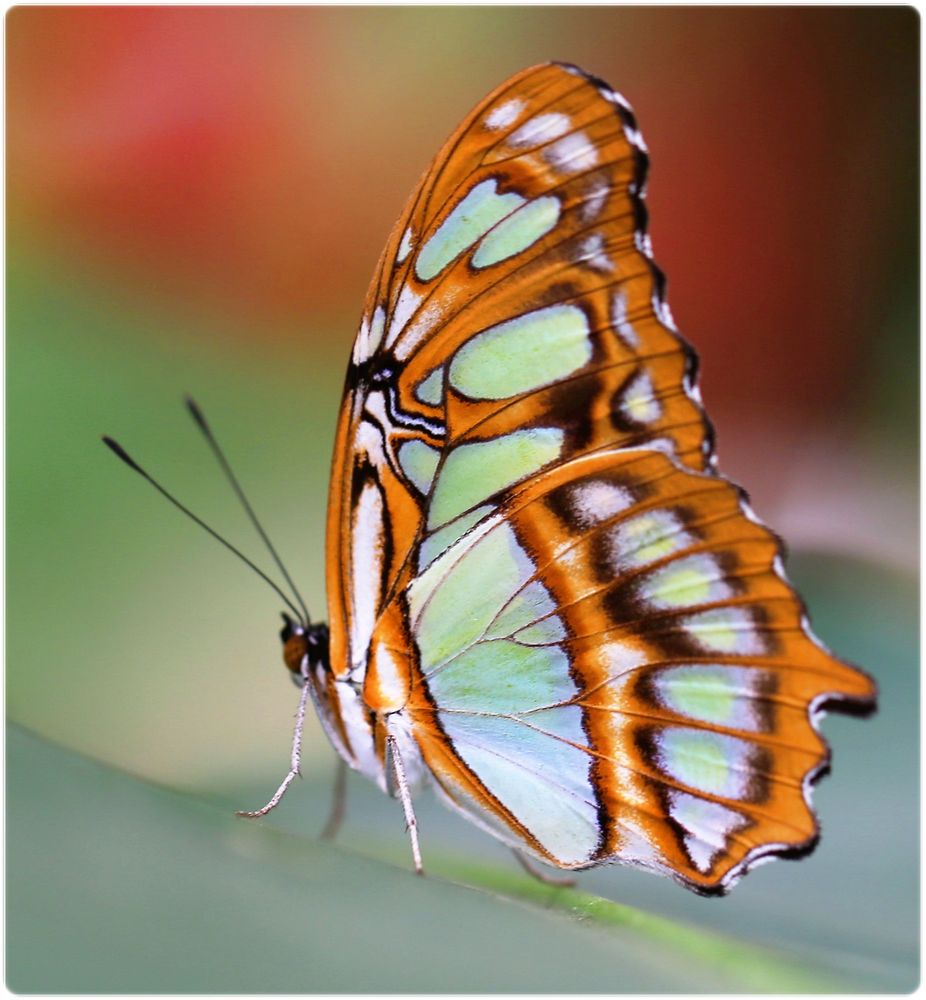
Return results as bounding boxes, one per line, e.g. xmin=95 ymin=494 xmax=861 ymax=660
xmin=279 ymin=612 xmax=329 ymax=688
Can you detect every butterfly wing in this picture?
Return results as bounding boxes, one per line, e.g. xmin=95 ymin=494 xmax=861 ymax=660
xmin=324 ymin=62 xmax=875 ymax=889
xmin=327 ymin=62 xmax=707 ymax=679
xmin=401 ymin=447 xmax=873 ymax=890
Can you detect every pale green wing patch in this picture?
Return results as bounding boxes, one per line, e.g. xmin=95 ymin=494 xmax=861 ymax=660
xmin=415 ymin=179 xmax=525 ymax=282
xmin=428 ymin=639 xmax=575 ymax=714
xmin=472 ymin=195 xmax=561 ymax=269
xmin=414 ymin=366 xmax=445 ymax=406
xmin=411 ymin=519 xmax=534 ymax=671
xmin=652 ymin=665 xmax=771 ymax=732
xmin=654 ymin=728 xmax=758 ymax=801
xmin=438 ymin=712 xmax=601 ymax=867
xmin=398 ymin=439 xmax=441 ymax=494
xmin=640 ymin=555 xmax=733 ymax=609
xmin=448 ymin=304 xmax=592 ymax=400
xmin=428 ymin=428 xmax=564 ymax=528
xmin=404 ymin=506 xmax=598 ymax=867
xmin=484 ymin=580 xmax=558 ymax=641
xmin=417 ymin=504 xmax=493 ymax=572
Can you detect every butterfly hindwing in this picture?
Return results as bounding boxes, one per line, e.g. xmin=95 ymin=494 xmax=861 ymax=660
xmin=401 ymin=448 xmax=873 ymax=890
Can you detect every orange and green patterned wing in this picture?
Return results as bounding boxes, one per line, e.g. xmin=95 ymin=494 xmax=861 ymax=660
xmin=402 ymin=447 xmax=874 ymax=891
xmin=324 ymin=62 xmax=875 ymax=891
xmin=326 ymin=61 xmax=709 ymax=680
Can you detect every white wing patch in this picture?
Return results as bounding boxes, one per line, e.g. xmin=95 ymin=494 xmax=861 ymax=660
xmin=567 ymin=479 xmax=635 ymax=528
xmin=352 ymin=305 xmax=386 ymax=365
xmin=397 ymin=226 xmax=415 ymax=263
xmin=582 ymin=178 xmax=610 ymax=222
xmin=578 ymin=233 xmax=614 ymax=273
xmin=545 ymin=131 xmax=599 ymax=174
xmin=611 ymin=291 xmax=640 ymax=348
xmin=385 ymin=286 xmax=423 ymax=348
xmin=350 ymin=478 xmax=385 ymax=673
xmin=484 ymin=97 xmax=526 ymax=130
xmin=508 ymin=112 xmax=571 ymax=147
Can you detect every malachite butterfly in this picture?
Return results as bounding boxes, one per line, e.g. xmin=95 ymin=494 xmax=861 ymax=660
xmin=108 ymin=62 xmax=876 ymax=895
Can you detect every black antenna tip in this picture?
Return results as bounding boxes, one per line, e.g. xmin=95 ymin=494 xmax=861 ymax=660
xmin=184 ymin=396 xmax=209 ymax=433
xmin=102 ymin=435 xmax=143 ymax=473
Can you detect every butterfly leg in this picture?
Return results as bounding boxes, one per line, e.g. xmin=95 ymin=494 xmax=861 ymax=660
xmin=513 ymin=850 xmax=576 ymax=888
xmin=236 ymin=679 xmax=310 ymax=819
xmin=385 ymin=733 xmax=424 ymax=876
xmin=320 ymin=757 xmax=348 ymax=840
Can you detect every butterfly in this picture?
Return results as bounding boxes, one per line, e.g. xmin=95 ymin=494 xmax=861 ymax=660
xmin=107 ymin=61 xmax=876 ymax=895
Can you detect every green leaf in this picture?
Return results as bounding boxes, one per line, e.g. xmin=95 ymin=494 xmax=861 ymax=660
xmin=7 ymin=724 xmax=887 ymax=993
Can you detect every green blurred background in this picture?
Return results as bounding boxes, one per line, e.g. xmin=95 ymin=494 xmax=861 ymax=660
xmin=7 ymin=6 xmax=919 ymax=993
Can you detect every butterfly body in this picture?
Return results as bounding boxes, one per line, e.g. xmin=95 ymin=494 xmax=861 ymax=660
xmin=280 ymin=61 xmax=875 ymax=892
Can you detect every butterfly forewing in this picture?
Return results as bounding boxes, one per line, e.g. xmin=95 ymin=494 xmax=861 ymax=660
xmin=332 ymin=65 xmax=709 ymax=642
xmin=323 ymin=61 xmax=874 ymax=891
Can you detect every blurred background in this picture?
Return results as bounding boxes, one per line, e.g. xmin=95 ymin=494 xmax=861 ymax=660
xmin=7 ymin=6 xmax=919 ymax=989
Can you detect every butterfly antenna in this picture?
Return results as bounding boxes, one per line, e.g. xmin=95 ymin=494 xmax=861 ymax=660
xmin=102 ymin=435 xmax=306 ymax=625
xmin=184 ymin=396 xmax=312 ymax=626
